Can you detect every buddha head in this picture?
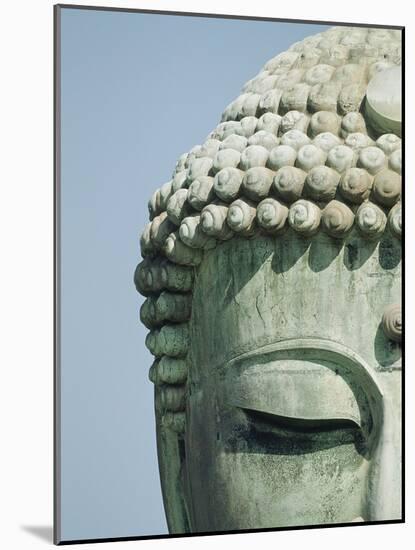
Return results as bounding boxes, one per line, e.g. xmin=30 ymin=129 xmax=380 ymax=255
xmin=134 ymin=25 xmax=402 ymax=533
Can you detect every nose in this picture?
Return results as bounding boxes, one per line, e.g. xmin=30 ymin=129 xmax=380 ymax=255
xmin=367 ymin=388 xmax=402 ymax=521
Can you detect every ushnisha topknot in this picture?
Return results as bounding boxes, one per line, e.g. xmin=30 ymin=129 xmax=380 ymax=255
xmin=134 ymin=26 xmax=402 ymax=433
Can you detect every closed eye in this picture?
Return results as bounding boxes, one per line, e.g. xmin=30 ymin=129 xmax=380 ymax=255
xmin=243 ymin=407 xmax=362 ymax=433
xmin=234 ymin=407 xmax=367 ymax=456
xmin=221 ymin=340 xmax=382 ymax=456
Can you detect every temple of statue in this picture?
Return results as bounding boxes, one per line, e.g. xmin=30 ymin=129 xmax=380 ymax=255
xmin=134 ymin=25 xmax=402 ymax=532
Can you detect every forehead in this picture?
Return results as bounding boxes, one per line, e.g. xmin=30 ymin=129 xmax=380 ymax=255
xmin=189 ymin=231 xmax=401 ymax=373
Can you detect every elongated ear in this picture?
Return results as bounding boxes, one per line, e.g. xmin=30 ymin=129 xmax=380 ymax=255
xmin=154 ymin=386 xmax=191 ymax=533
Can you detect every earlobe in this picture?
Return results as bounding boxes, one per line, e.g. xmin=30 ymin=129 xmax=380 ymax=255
xmin=154 ymin=386 xmax=190 ymax=533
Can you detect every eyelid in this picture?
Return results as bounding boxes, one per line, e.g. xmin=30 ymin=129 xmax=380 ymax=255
xmin=224 ymin=362 xmax=363 ymax=427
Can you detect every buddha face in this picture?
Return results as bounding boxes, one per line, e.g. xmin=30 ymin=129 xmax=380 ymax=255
xmin=183 ymin=231 xmax=401 ymax=530
xmin=136 ymin=25 xmax=402 ymax=535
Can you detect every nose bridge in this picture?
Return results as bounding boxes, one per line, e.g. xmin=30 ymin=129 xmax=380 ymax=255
xmin=367 ymin=394 xmax=402 ymax=521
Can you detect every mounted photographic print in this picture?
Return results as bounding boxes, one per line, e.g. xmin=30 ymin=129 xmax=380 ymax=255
xmin=54 ymin=4 xmax=403 ymax=545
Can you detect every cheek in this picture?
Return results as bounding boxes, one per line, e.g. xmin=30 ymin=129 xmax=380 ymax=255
xmin=211 ymin=446 xmax=369 ymax=528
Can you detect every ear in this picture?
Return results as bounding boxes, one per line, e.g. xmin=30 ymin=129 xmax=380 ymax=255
xmin=154 ymin=386 xmax=191 ymax=533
